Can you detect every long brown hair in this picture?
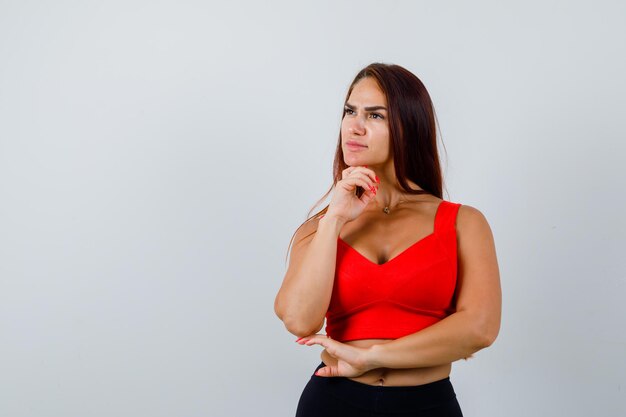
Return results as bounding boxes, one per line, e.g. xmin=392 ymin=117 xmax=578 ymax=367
xmin=285 ymin=62 xmax=447 ymax=264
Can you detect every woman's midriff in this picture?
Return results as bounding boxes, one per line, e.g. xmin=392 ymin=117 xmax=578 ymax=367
xmin=320 ymin=338 xmax=451 ymax=387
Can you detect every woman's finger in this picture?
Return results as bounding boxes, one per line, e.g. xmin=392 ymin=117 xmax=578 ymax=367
xmin=339 ymin=175 xmax=378 ymax=195
xmin=301 ymin=335 xmax=331 ymax=348
xmin=344 ymin=166 xmax=378 ymax=184
xmin=315 ymin=365 xmax=340 ymax=377
xmin=300 ymin=336 xmax=350 ymax=363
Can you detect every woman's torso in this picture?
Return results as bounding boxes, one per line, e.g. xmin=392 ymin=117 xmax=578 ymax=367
xmin=322 ymin=196 xmax=455 ymax=386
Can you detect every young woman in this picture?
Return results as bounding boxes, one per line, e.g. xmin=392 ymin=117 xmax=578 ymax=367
xmin=274 ymin=63 xmax=501 ymax=417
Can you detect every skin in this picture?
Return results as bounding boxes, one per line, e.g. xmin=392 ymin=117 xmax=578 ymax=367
xmin=293 ymin=77 xmax=502 ymax=386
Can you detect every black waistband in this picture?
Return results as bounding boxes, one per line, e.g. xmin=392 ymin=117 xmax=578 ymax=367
xmin=310 ymin=361 xmax=457 ymax=411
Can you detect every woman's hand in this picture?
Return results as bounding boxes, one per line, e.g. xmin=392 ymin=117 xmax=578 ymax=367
xmin=324 ymin=166 xmax=379 ymax=224
xmin=295 ymin=334 xmax=375 ymax=378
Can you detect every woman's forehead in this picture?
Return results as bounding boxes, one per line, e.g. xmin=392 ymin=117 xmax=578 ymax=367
xmin=348 ymin=78 xmax=386 ymax=106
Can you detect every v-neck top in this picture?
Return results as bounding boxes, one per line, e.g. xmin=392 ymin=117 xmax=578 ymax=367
xmin=324 ymin=200 xmax=462 ymax=342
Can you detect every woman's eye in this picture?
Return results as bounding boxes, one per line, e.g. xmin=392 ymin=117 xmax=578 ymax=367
xmin=370 ymin=113 xmax=384 ymax=119
xmin=344 ymin=108 xmax=355 ymax=115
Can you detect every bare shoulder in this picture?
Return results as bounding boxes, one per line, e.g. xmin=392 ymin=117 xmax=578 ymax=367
xmin=292 ymin=215 xmax=322 ymax=246
xmin=455 ymin=204 xmax=494 ymax=239
xmin=454 ymin=203 xmax=499 ymax=290
xmin=454 ymin=203 xmax=498 ymax=259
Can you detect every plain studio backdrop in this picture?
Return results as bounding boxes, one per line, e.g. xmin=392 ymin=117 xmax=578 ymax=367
xmin=1 ymin=1 xmax=624 ymax=416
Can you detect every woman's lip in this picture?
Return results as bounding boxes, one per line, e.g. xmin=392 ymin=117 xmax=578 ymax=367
xmin=346 ymin=141 xmax=367 ymax=147
xmin=346 ymin=143 xmax=367 ymax=151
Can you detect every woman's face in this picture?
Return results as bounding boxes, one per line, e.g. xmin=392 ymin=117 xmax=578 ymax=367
xmin=341 ymin=77 xmax=391 ymax=167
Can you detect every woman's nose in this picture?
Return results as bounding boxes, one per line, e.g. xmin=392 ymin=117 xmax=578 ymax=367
xmin=348 ymin=118 xmax=365 ymax=135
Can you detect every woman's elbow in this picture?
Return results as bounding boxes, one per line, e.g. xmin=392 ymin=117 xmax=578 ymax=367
xmin=282 ymin=315 xmax=324 ymax=337
xmin=274 ymin=295 xmax=325 ymax=336
xmin=472 ymin=315 xmax=500 ymax=349
xmin=477 ymin=329 xmax=498 ymax=349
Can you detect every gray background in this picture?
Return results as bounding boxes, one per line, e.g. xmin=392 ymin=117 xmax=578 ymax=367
xmin=1 ymin=1 xmax=624 ymax=416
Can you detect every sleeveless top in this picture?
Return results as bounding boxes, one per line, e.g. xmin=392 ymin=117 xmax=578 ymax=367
xmin=324 ymin=200 xmax=462 ymax=342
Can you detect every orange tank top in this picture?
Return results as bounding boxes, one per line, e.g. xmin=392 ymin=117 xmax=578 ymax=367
xmin=324 ymin=200 xmax=461 ymax=342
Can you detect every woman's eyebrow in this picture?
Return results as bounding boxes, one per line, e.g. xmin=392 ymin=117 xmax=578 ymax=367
xmin=345 ymin=102 xmax=388 ymax=111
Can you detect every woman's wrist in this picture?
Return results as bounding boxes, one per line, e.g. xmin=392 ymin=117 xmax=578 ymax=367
xmin=318 ymin=214 xmax=346 ymax=235
xmin=364 ymin=343 xmax=385 ymax=369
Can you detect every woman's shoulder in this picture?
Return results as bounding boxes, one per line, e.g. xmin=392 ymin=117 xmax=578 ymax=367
xmin=452 ymin=202 xmax=494 ymax=241
xmin=452 ymin=201 xmax=487 ymax=220
xmin=291 ymin=213 xmax=323 ymax=248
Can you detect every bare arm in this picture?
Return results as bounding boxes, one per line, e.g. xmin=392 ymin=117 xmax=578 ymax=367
xmin=366 ymin=205 xmax=502 ymax=368
xmin=274 ymin=215 xmax=346 ymax=337
xmin=275 ymin=165 xmax=379 ymax=338
xmin=294 ymin=204 xmax=501 ymax=377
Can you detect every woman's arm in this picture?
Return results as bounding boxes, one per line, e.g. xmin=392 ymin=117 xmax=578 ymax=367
xmin=366 ymin=205 xmax=501 ymax=368
xmin=274 ymin=214 xmax=346 ymax=337
xmin=276 ymin=166 xmax=378 ymax=338
xmin=296 ymin=205 xmax=501 ymax=377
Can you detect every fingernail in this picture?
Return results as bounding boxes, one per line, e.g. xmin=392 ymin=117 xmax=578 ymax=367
xmin=296 ymin=337 xmax=303 ymax=342
xmin=375 ymin=176 xmax=380 ymax=183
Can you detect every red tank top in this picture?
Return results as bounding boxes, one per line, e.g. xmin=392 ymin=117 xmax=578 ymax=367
xmin=324 ymin=200 xmax=461 ymax=342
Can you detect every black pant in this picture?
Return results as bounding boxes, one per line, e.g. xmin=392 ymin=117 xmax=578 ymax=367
xmin=295 ymin=362 xmax=463 ymax=417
